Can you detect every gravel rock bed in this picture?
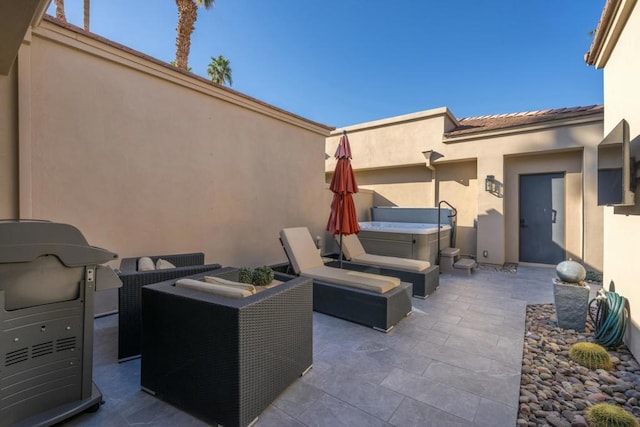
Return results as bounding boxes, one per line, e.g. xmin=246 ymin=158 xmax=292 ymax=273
xmin=519 ymin=304 xmax=640 ymax=426
xmin=477 ymin=262 xmax=518 ymax=274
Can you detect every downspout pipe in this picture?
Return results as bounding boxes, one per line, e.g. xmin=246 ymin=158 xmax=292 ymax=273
xmin=422 ymin=150 xmax=437 ymax=206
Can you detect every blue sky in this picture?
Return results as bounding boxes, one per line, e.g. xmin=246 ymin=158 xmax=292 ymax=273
xmin=48 ymin=1 xmax=605 ymax=128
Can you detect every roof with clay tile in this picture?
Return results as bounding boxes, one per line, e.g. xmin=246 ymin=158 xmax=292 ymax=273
xmin=445 ymin=105 xmax=603 ymax=138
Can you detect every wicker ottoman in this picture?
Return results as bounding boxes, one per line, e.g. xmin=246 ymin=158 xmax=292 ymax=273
xmin=140 ymin=269 xmax=313 ymax=427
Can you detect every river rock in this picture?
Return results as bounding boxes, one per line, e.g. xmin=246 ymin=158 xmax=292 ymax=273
xmin=556 ymin=261 xmax=586 ymax=283
xmin=571 ymin=415 xmax=588 ymax=427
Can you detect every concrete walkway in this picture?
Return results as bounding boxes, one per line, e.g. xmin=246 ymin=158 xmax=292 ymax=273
xmin=66 ymin=266 xmax=558 ymax=426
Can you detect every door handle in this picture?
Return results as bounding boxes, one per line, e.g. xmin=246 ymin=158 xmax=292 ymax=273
xmin=551 ymin=210 xmax=557 ymax=224
xmin=520 ymin=219 xmax=527 ymax=228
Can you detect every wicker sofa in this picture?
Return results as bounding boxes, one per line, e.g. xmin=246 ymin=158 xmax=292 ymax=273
xmin=140 ymin=268 xmax=313 ymax=427
xmin=117 ymin=252 xmax=221 ymax=361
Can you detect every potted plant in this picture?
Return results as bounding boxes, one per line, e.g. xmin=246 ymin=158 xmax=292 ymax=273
xmin=238 ymin=266 xmax=278 ymax=288
xmin=553 ymin=260 xmax=590 ymax=332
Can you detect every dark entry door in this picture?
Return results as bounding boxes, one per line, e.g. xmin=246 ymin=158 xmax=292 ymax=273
xmin=519 ymin=173 xmax=565 ymax=264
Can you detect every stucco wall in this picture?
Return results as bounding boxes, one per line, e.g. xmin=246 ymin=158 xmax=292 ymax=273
xmin=0 ymin=63 xmax=18 ymax=219
xmin=354 ymin=166 xmax=434 ymax=207
xmin=436 ymin=160 xmax=478 ymax=256
xmin=18 ymin=22 xmax=330 ymax=272
xmin=325 ymin=109 xmax=454 ymax=172
xmin=600 ymin=2 xmax=640 ymax=357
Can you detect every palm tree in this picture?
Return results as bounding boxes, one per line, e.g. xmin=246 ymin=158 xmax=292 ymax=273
xmin=174 ymin=0 xmax=215 ymax=70
xmin=170 ymin=61 xmax=192 ymax=72
xmin=207 ymin=55 xmax=233 ymax=86
xmin=83 ymin=0 xmax=90 ymax=31
xmin=54 ymin=0 xmax=66 ymax=22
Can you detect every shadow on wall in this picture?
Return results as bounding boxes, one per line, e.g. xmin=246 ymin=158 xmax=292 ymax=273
xmin=614 ymin=192 xmax=640 ymax=216
xmin=566 ymin=250 xmax=602 ymax=275
xmin=373 ymin=193 xmax=398 ymax=208
xmin=476 ymin=208 xmax=504 ymax=264
xmin=455 ymin=225 xmax=477 ymax=258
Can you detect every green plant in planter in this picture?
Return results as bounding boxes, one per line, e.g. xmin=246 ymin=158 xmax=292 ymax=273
xmin=238 ymin=266 xmax=275 ymax=286
xmin=252 ymin=266 xmax=275 ymax=286
xmin=586 ymin=403 xmax=638 ymax=427
xmin=569 ymin=342 xmax=612 ymax=370
xmin=239 ymin=267 xmax=254 ymax=284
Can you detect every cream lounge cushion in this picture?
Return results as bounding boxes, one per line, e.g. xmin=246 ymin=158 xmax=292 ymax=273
xmin=340 ymin=234 xmax=430 ymax=272
xmin=340 ymin=234 xmax=367 ymax=259
xmin=176 ymin=278 xmax=253 ymax=298
xmin=203 ymin=276 xmax=256 ymax=293
xmin=302 ymin=266 xmax=400 ymax=294
xmin=281 ymin=227 xmax=401 ymax=293
xmin=156 ymin=258 xmax=176 ymax=270
xmin=279 ymin=227 xmax=325 ymax=274
xmin=352 ymin=254 xmax=430 ymax=272
xmin=138 ymin=257 xmax=155 ymax=271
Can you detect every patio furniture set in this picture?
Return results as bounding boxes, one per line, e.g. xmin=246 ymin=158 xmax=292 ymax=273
xmin=114 ymin=226 xmax=441 ymax=426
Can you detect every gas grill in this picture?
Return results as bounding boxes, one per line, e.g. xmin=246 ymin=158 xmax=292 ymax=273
xmin=0 ymin=220 xmax=121 ymax=426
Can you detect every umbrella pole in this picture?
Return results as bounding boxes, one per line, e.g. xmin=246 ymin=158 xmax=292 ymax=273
xmin=339 ymin=233 xmax=343 ymax=268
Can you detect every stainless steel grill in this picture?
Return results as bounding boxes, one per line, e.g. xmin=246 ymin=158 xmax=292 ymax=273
xmin=0 ymin=220 xmax=121 ymax=427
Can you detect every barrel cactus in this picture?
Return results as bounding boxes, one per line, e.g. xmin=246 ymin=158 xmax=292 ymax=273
xmin=569 ymin=342 xmax=612 ymax=370
xmin=585 ymin=403 xmax=638 ymax=427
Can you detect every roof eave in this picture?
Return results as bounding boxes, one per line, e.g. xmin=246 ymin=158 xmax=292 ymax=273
xmin=585 ymin=0 xmax=637 ymax=68
xmin=442 ymin=112 xmax=604 ymax=144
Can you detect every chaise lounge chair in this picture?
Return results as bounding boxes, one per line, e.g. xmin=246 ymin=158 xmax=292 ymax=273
xmin=330 ymin=234 xmax=440 ymax=298
xmin=279 ymin=227 xmax=412 ymax=332
xmin=117 ymin=252 xmax=221 ymax=361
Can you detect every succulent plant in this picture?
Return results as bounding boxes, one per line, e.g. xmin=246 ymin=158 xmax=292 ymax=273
xmin=238 ymin=266 xmax=275 ymax=286
xmin=238 ymin=267 xmax=254 ymax=284
xmin=252 ymin=266 xmax=275 ymax=286
xmin=569 ymin=342 xmax=612 ymax=370
xmin=586 ymin=403 xmax=639 ymax=427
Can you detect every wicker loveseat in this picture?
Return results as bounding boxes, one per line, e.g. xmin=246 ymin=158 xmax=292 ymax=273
xmin=140 ymin=268 xmax=313 ymax=427
xmin=117 ymin=252 xmax=221 ymax=361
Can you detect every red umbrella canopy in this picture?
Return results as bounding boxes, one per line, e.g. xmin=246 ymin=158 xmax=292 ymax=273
xmin=327 ymin=132 xmax=360 ymax=235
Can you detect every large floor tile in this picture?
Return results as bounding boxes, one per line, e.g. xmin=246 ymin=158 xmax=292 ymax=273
xmin=388 ymin=397 xmax=470 ymax=427
xmin=381 ymin=368 xmax=480 ymax=421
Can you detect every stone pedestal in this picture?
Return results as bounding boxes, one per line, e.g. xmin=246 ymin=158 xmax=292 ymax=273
xmin=553 ymin=279 xmax=590 ymax=332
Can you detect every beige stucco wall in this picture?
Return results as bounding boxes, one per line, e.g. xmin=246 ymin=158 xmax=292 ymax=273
xmin=599 ymin=1 xmax=640 ymax=358
xmin=327 ymin=109 xmax=603 ymax=267
xmin=0 ymin=63 xmax=19 ymax=219
xmin=436 ymin=160 xmax=478 ymax=256
xmin=16 ymin=21 xmax=331 ymax=272
xmin=354 ymin=166 xmax=435 ymax=207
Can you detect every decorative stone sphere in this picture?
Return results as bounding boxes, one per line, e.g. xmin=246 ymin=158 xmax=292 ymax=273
xmin=556 ymin=260 xmax=586 ymax=283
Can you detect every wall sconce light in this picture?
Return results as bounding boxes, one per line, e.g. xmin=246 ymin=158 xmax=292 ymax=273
xmin=485 ymin=175 xmax=503 ymax=197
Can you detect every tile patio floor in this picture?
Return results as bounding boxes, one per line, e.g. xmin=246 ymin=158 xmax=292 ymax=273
xmin=63 ymin=266 xmax=569 ymax=426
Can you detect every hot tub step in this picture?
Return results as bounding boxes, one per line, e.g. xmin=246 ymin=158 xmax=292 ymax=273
xmin=453 ymin=258 xmax=477 ymax=275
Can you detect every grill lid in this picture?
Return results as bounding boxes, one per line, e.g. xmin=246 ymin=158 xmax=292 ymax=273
xmin=0 ymin=220 xmax=117 ymax=267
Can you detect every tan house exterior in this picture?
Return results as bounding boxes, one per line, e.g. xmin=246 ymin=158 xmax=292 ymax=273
xmin=1 ymin=8 xmax=332 ymax=313
xmin=586 ymin=0 xmax=640 ymax=358
xmin=326 ymin=106 xmax=604 ymax=270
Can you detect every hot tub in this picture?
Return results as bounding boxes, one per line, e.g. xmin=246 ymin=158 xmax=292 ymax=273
xmin=357 ymin=222 xmax=451 ymax=265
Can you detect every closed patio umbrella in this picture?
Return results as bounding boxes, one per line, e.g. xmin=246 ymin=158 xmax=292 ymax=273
xmin=327 ymin=131 xmax=360 ymax=267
